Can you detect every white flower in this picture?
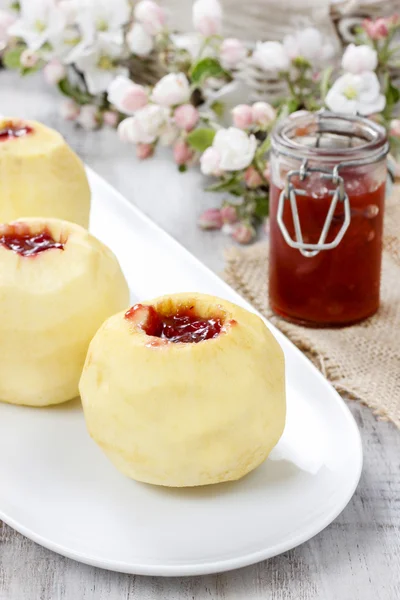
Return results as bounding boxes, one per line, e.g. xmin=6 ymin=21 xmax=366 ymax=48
xmin=75 ymin=0 xmax=130 ymax=47
xmin=151 ymin=73 xmax=191 ymax=107
xmin=48 ymin=25 xmax=83 ymax=61
xmin=8 ymin=0 xmax=66 ymax=51
xmin=134 ymin=0 xmax=166 ymax=35
xmin=283 ymin=27 xmax=334 ymax=63
xmin=325 ymin=72 xmax=385 ymax=116
xmin=127 ymin=23 xmax=154 ymax=56
xmin=253 ymin=41 xmax=290 ymax=72
xmin=193 ymin=0 xmax=222 ymax=37
xmin=158 ymin=120 xmax=179 ymax=146
xmin=0 ymin=10 xmax=16 ymax=51
xmin=73 ymin=39 xmax=127 ymax=95
xmin=341 ymin=44 xmax=378 ymax=75
xmin=200 ymin=147 xmax=223 ymax=176
xmin=107 ymin=75 xmax=148 ymax=114
xmin=213 ymin=127 xmax=257 ymax=171
xmin=118 ymin=105 xmax=170 ymax=143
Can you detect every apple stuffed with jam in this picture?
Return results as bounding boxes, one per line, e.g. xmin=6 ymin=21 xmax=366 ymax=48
xmin=0 ymin=218 xmax=129 ymax=406
xmin=80 ymin=293 xmax=286 ymax=487
xmin=0 ymin=118 xmax=90 ymax=227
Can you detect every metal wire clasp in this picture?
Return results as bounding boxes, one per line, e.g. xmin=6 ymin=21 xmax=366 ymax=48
xmin=277 ymin=160 xmax=351 ymax=258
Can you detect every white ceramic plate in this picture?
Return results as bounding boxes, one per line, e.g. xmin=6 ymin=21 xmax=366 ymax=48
xmin=0 ymin=168 xmax=362 ymax=577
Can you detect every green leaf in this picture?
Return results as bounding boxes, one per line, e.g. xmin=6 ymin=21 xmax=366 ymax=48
xmin=187 ymin=128 xmax=216 ymax=152
xmin=278 ymin=98 xmax=300 ymax=120
xmin=210 ymin=100 xmax=224 ymax=119
xmin=206 ymin=175 xmax=243 ymax=195
xmin=2 ymin=47 xmax=24 ymax=70
xmin=292 ymin=56 xmax=312 ymax=70
xmin=256 ymin=135 xmax=271 ymax=159
xmin=21 ymin=65 xmax=39 ymax=76
xmin=190 ymin=57 xmax=229 ymax=86
xmin=253 ymin=194 xmax=269 ymax=220
xmin=10 ymin=1 xmax=20 ymax=11
xmin=320 ymin=66 xmax=333 ymax=100
xmin=178 ymin=164 xmax=187 ymax=173
xmin=57 ymin=78 xmax=93 ymax=105
xmin=385 ymin=80 xmax=400 ymax=107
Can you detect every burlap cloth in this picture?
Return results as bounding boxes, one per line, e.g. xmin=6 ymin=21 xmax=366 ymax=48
xmin=224 ymin=185 xmax=400 ymax=428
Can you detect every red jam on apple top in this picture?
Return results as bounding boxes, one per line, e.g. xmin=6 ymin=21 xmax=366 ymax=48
xmin=124 ymin=303 xmax=224 ymax=343
xmin=0 ymin=226 xmax=64 ymax=257
xmin=0 ymin=121 xmax=33 ymax=142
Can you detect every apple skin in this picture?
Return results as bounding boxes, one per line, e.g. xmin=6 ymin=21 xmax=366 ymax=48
xmin=0 ymin=119 xmax=90 ymax=227
xmin=0 ymin=218 xmax=129 ymax=406
xmin=80 ymin=293 xmax=286 ymax=487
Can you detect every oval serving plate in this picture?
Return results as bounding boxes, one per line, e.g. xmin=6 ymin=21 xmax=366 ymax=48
xmin=0 ymin=168 xmax=362 ymax=576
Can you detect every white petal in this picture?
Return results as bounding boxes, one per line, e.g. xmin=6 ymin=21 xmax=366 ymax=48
xmin=85 ymin=68 xmax=115 ymax=94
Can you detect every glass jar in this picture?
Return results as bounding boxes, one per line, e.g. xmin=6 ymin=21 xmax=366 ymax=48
xmin=269 ymin=112 xmax=389 ymax=327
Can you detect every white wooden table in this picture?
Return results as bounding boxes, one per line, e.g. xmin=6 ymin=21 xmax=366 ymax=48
xmin=0 ymin=71 xmax=399 ymax=600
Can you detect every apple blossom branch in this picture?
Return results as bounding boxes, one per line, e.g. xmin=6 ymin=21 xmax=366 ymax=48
xmin=0 ymin=1 xmax=399 ymax=244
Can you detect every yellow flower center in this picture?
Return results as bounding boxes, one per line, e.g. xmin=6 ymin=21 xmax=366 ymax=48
xmin=34 ymin=19 xmax=46 ymax=33
xmin=343 ymin=85 xmax=358 ymax=100
xmin=96 ymin=18 xmax=108 ymax=32
xmin=97 ymin=55 xmax=114 ymax=70
xmin=64 ymin=35 xmax=81 ymax=46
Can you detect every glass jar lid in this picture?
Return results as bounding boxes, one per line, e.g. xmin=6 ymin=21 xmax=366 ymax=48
xmin=271 ymin=110 xmax=389 ymax=165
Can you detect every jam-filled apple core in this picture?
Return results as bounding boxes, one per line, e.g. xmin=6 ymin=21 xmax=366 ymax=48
xmin=0 ymin=227 xmax=64 ymax=257
xmin=0 ymin=121 xmax=33 ymax=141
xmin=125 ymin=303 xmax=223 ymax=343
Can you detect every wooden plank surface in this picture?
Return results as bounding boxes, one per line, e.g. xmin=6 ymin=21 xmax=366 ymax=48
xmin=0 ymin=71 xmax=399 ymax=600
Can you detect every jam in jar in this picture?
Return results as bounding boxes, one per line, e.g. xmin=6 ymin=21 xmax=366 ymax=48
xmin=269 ymin=112 xmax=389 ymax=327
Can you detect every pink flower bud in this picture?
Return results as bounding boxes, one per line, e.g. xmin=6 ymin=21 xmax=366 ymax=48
xmin=43 ymin=59 xmax=66 ymax=85
xmin=173 ymin=139 xmax=194 ymax=166
xmin=390 ymin=119 xmax=400 ymax=138
xmin=220 ymin=38 xmax=247 ymax=69
xmin=244 ymin=166 xmax=263 ymax=189
xmin=232 ymin=222 xmax=256 ymax=244
xmin=103 ymin=110 xmax=119 ymax=127
xmin=198 ymin=208 xmax=223 ymax=230
xmin=134 ymin=0 xmax=166 ymax=35
xmin=173 ymin=104 xmax=199 ymax=132
xmin=232 ymin=104 xmax=253 ymax=129
xmin=108 ymin=76 xmax=148 ymax=115
xmin=263 ymin=162 xmax=271 ymax=182
xmin=77 ymin=104 xmax=99 ymax=131
xmin=136 ymin=143 xmax=154 ymax=159
xmin=193 ymin=0 xmax=222 ymax=37
xmin=59 ymin=98 xmax=80 ymax=121
xmin=251 ymin=101 xmax=276 ymax=127
xmin=120 ymin=84 xmax=148 ymax=113
xmin=220 ymin=205 xmax=238 ymax=224
xmin=20 ymin=49 xmax=39 ymax=68
xmin=363 ymin=17 xmax=389 ymax=40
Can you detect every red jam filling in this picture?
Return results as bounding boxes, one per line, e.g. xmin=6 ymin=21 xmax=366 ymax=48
xmin=0 ymin=121 xmax=33 ymax=141
xmin=0 ymin=227 xmax=64 ymax=257
xmin=124 ymin=304 xmax=223 ymax=343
